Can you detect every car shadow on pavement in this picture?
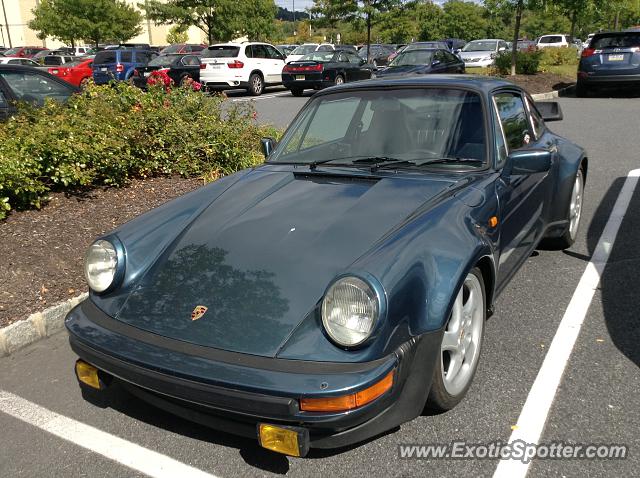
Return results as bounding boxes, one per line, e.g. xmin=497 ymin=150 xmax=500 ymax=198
xmin=81 ymin=381 xmax=398 ymax=473
xmin=592 ymin=177 xmax=640 ymax=368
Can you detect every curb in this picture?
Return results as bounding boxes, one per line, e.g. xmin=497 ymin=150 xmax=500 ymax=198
xmin=0 ymin=293 xmax=87 ymax=357
xmin=531 ymin=84 xmax=575 ymax=101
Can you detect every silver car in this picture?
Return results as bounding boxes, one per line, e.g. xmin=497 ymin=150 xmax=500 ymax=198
xmin=458 ymin=39 xmax=508 ymax=68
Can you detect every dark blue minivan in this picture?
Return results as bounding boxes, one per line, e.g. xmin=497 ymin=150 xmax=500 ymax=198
xmin=92 ymin=49 xmax=158 ymax=84
xmin=577 ymin=29 xmax=640 ymax=96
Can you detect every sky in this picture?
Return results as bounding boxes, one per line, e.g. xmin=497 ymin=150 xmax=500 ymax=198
xmin=275 ymin=0 xmax=478 ymax=12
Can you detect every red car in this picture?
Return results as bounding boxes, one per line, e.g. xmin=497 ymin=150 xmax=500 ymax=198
xmin=2 ymin=46 xmax=48 ymax=58
xmin=48 ymin=58 xmax=94 ymax=87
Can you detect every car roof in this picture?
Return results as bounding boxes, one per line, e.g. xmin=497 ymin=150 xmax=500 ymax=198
xmin=316 ymin=75 xmax=520 ymax=95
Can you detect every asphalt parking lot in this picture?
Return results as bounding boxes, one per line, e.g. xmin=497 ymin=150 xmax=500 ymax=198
xmin=1 ymin=89 xmax=639 ymax=478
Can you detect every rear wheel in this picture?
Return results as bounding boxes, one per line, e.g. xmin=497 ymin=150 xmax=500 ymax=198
xmin=427 ymin=268 xmax=486 ymax=412
xmin=290 ymin=88 xmax=303 ymax=97
xmin=544 ymin=167 xmax=584 ymax=250
xmin=247 ymin=73 xmax=264 ymax=96
xmin=179 ymin=74 xmax=192 ymax=86
xmin=334 ymin=74 xmax=345 ymax=86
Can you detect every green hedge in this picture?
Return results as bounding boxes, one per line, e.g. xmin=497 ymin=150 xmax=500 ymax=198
xmin=494 ymin=50 xmax=542 ymax=75
xmin=539 ymin=47 xmax=579 ymax=68
xmin=0 ymin=82 xmax=278 ymax=220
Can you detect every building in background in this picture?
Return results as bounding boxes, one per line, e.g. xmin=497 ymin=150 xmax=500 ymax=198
xmin=0 ymin=0 xmax=205 ymax=49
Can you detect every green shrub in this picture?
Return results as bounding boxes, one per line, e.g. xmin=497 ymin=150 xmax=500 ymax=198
xmin=494 ymin=50 xmax=542 ymax=75
xmin=0 ymin=82 xmax=278 ymax=219
xmin=539 ymin=47 xmax=579 ymax=68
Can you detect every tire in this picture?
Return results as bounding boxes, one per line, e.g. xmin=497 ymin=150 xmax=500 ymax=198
xmin=247 ymin=73 xmax=264 ymax=96
xmin=575 ymin=81 xmax=588 ymax=97
xmin=179 ymin=74 xmax=192 ymax=86
xmin=290 ymin=88 xmax=303 ymax=97
xmin=426 ymin=267 xmax=486 ymax=412
xmin=334 ymin=74 xmax=345 ymax=86
xmin=543 ymin=167 xmax=585 ymax=250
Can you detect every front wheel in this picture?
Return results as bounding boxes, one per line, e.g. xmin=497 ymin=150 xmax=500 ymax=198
xmin=426 ymin=268 xmax=486 ymax=412
xmin=334 ymin=74 xmax=345 ymax=86
xmin=247 ymin=73 xmax=264 ymax=96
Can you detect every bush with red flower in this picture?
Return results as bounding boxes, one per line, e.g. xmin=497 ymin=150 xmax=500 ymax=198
xmin=147 ymin=69 xmax=174 ymax=90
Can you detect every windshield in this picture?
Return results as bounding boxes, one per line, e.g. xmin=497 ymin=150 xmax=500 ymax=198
xmin=291 ymin=44 xmax=318 ymax=55
xmin=539 ymin=36 xmax=563 ymax=43
xmin=269 ymin=88 xmax=486 ymax=168
xmin=149 ymin=55 xmax=177 ymax=67
xmin=405 ymin=43 xmax=442 ymax=51
xmin=4 ymin=48 xmax=21 ymax=56
xmin=161 ymin=44 xmax=183 ymax=54
xmin=390 ymin=50 xmax=433 ymax=66
xmin=300 ymin=52 xmax=335 ymax=62
xmin=462 ymin=41 xmax=497 ymax=52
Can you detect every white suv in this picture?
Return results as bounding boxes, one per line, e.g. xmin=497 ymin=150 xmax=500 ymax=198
xmin=536 ymin=34 xmax=571 ymax=48
xmin=200 ymin=42 xmax=286 ymax=96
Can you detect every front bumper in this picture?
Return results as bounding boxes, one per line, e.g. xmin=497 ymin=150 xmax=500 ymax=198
xmin=463 ymin=58 xmax=494 ymax=68
xmin=65 ymin=299 xmax=441 ymax=451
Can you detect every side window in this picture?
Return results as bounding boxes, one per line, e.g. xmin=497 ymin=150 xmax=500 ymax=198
xmin=182 ymin=55 xmax=199 ymax=66
xmin=492 ymin=102 xmax=508 ymax=167
xmin=433 ymin=50 xmax=446 ymax=63
xmin=252 ymin=45 xmax=268 ymax=59
xmin=265 ymin=45 xmax=283 ymax=60
xmin=337 ymin=52 xmax=349 ymax=63
xmin=494 ymin=92 xmax=531 ymax=151
xmin=245 ymin=45 xmax=254 ymax=58
xmin=347 ymin=52 xmax=362 ymax=64
xmin=0 ymin=71 xmax=74 ymax=106
xmin=525 ymin=96 xmax=544 ymax=139
xmin=120 ymin=51 xmax=133 ymax=63
xmin=444 ymin=51 xmax=457 ymax=62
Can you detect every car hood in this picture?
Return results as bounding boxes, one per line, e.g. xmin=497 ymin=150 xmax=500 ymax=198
xmin=114 ymin=168 xmax=457 ymax=357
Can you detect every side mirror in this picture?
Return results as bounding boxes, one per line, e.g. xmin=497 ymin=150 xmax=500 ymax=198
xmin=507 ymin=149 xmax=552 ymax=175
xmin=431 ymin=59 xmax=441 ymax=66
xmin=261 ymin=137 xmax=276 ymax=159
xmin=535 ymin=101 xmax=563 ymax=122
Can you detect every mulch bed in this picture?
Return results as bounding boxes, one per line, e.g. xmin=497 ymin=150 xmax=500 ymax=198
xmin=496 ymin=72 xmax=575 ymax=95
xmin=0 ymin=177 xmax=202 ymax=328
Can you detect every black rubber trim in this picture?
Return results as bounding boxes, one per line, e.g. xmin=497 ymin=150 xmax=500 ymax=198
xmin=78 ymin=299 xmax=391 ymax=374
xmin=70 ymin=336 xmax=299 ymax=418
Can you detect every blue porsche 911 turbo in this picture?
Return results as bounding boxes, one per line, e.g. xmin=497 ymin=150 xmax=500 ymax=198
xmin=66 ymin=76 xmax=586 ymax=457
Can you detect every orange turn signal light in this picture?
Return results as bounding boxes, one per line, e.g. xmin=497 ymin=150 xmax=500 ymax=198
xmin=488 ymin=216 xmax=499 ymax=228
xmin=300 ymin=370 xmax=394 ymax=412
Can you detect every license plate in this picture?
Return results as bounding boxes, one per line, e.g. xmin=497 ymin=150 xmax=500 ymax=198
xmin=295 ymin=75 xmax=305 ymax=80
xmin=100 ymin=67 xmax=107 ymax=72
xmin=144 ymin=72 xmax=151 ymax=77
xmin=608 ymin=54 xmax=624 ymax=61
xmin=209 ymin=64 xmax=221 ymax=69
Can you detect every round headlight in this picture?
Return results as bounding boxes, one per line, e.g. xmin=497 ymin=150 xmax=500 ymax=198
xmin=321 ymin=276 xmax=379 ymax=347
xmin=84 ymin=240 xmax=118 ymax=292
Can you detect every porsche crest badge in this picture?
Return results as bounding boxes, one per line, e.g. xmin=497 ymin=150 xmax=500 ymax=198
xmin=191 ymin=305 xmax=208 ymax=321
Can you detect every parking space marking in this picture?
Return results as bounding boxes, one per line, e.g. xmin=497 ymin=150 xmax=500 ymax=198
xmin=231 ymin=91 xmax=293 ymax=102
xmin=493 ymin=169 xmax=640 ymax=478
xmin=0 ymin=390 xmax=219 ymax=478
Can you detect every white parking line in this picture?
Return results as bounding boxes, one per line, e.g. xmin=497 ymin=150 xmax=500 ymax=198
xmin=493 ymin=169 xmax=640 ymax=478
xmin=0 ymin=390 xmax=219 ymax=478
xmin=231 ymin=91 xmax=292 ymax=102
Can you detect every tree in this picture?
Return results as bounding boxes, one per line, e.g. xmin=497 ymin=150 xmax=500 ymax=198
xmin=415 ymin=1 xmax=445 ymax=41
xmin=442 ymin=0 xmax=489 ymax=40
xmin=166 ymin=25 xmax=188 ymax=44
xmin=141 ymin=0 xmax=276 ymax=44
xmin=29 ymin=0 xmax=142 ymax=48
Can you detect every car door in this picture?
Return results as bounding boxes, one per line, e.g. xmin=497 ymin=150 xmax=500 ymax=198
xmin=494 ymin=90 xmax=552 ymax=281
xmin=443 ymin=50 xmax=464 ymax=72
xmin=430 ymin=50 xmax=449 ymax=73
xmin=264 ymin=44 xmax=286 ymax=83
xmin=334 ymin=51 xmax=352 ymax=81
xmin=346 ymin=51 xmax=370 ymax=80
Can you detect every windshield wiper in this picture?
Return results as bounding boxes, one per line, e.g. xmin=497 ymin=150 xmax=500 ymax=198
xmin=417 ymin=157 xmax=485 ymax=166
xmin=309 ymin=156 xmax=404 ymax=170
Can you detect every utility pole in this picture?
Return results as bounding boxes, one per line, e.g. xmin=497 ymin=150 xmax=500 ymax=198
xmin=293 ymin=0 xmax=296 ymax=36
xmin=1 ymin=0 xmax=11 ymax=48
xmin=145 ymin=0 xmax=153 ymax=45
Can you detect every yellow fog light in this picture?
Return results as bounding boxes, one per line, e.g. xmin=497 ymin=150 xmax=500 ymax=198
xmin=75 ymin=360 xmax=101 ymax=390
xmin=258 ymin=423 xmax=309 ymax=457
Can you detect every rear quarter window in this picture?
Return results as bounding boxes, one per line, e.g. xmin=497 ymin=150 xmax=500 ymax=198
xmin=120 ymin=52 xmax=133 ymax=63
